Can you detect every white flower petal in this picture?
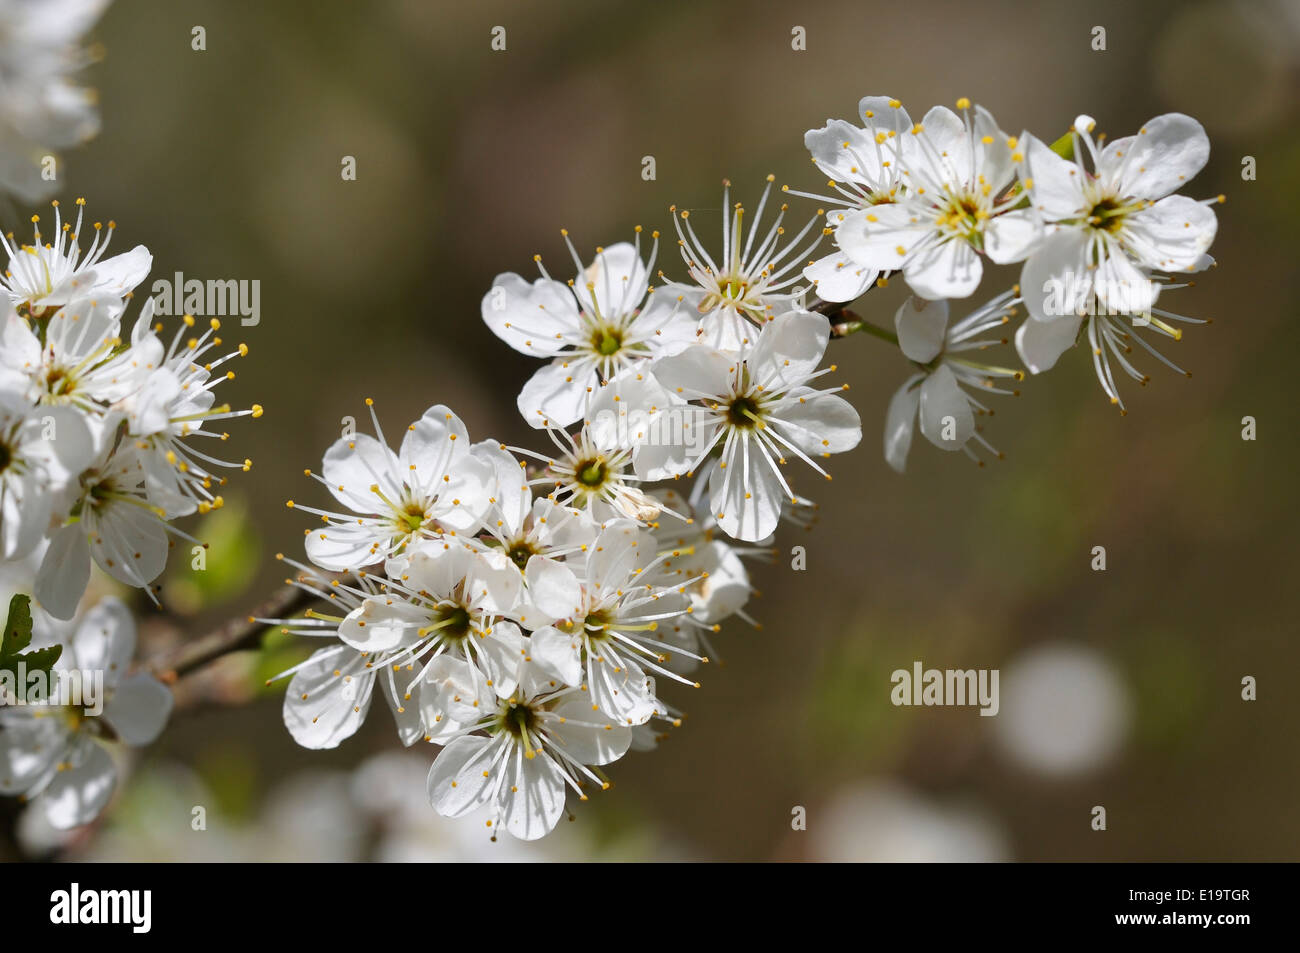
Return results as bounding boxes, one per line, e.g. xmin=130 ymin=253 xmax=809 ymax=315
xmin=549 ymin=694 xmax=633 ymax=765
xmin=651 ymin=345 xmax=733 ymax=400
xmin=427 ymin=735 xmax=495 ymax=817
xmin=983 ymin=208 xmax=1043 ymax=265
xmin=320 ymin=432 xmax=400 ymax=514
xmin=481 ymin=273 xmax=577 ymax=357
xmin=835 ymin=204 xmax=931 ymax=272
xmin=337 ymin=597 xmax=428 ymax=653
xmin=883 ymin=375 xmax=923 ymax=473
xmin=1095 ymin=248 xmax=1158 ymax=315
xmin=102 ymin=673 xmax=172 ymax=746
xmin=748 ymin=310 xmax=830 ymax=389
xmin=516 ymin=358 xmax=597 ymax=430
xmin=1102 ymin=113 xmax=1210 ymax=200
xmin=894 ymin=296 xmax=949 ymax=363
xmin=501 ymin=750 xmax=567 ymax=841
xmin=918 ymin=365 xmax=974 ymax=450
xmin=41 ymin=740 xmax=115 ymax=830
xmin=282 ymin=646 xmax=375 ymax=750
xmin=1023 ymin=133 xmax=1087 ymax=220
xmin=571 ymin=242 xmax=648 ymax=319
xmin=303 ymin=521 xmax=383 ymax=572
xmin=1123 ymin=194 xmax=1217 ymax=273
xmin=709 ymin=445 xmax=784 ymax=544
xmin=802 ymin=250 xmax=878 ymax=303
xmin=523 ymin=556 xmax=582 ymax=624
xmin=904 ymin=237 xmax=982 ymax=301
xmin=1015 ymin=312 xmax=1082 ymax=374
xmin=34 ymin=523 xmax=91 ymax=621
xmin=1020 ymin=228 xmax=1091 ymax=322
xmin=70 ymin=596 xmax=134 ymax=681
xmin=529 ymin=625 xmax=582 ymax=686
xmin=773 ymin=390 xmax=862 ymax=456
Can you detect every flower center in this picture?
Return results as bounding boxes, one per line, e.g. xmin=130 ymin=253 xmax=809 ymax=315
xmin=496 ymin=701 xmax=540 ymax=739
xmin=506 ymin=539 xmax=538 ymax=571
xmin=0 ymin=441 xmax=11 ymax=474
xmin=45 ymin=366 xmax=75 ymax=398
xmin=562 ymin=608 xmax=613 ymax=642
xmin=1087 ymin=197 xmax=1128 ymax=233
xmin=720 ymin=277 xmax=749 ymax=300
xmin=575 ymin=456 xmax=609 ymax=488
xmin=590 ymin=326 xmax=623 ymax=356
xmin=935 ymin=193 xmax=984 ymax=235
xmin=398 ymin=501 xmax=426 ymax=532
xmin=726 ymin=394 xmax=765 ymax=429
xmin=431 ymin=604 xmax=472 ymax=640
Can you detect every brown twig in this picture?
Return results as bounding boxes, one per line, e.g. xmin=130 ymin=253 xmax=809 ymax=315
xmin=146 ymin=581 xmax=326 ymax=682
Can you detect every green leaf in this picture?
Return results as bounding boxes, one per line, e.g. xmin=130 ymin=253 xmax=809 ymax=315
xmin=19 ymin=644 xmax=63 ymax=673
xmin=0 ymin=593 xmax=34 ymax=660
xmin=0 ymin=595 xmax=64 ymax=700
xmin=1049 ymin=130 xmax=1074 ymax=161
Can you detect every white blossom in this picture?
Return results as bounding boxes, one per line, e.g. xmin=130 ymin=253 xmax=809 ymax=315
xmin=646 ymin=310 xmax=861 ymax=542
xmin=664 ymin=177 xmax=828 ymax=350
xmin=291 ymin=401 xmax=493 ymax=571
xmin=884 ymin=292 xmax=1022 ymax=471
xmin=830 ymin=98 xmax=1041 ymax=300
xmin=482 ymin=229 xmax=696 ymax=429
xmin=0 ymin=595 xmax=172 ymax=829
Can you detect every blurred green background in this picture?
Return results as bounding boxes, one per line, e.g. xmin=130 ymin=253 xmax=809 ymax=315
xmin=17 ymin=0 xmax=1298 ymax=860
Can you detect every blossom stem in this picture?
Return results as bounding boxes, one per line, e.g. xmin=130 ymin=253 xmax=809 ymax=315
xmin=812 ymin=301 xmax=899 ymax=345
xmin=832 ymin=313 xmax=899 ymax=345
xmin=146 ymin=573 xmax=354 ymax=681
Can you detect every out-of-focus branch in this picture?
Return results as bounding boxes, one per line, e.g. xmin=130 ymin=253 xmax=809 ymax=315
xmin=147 ymin=578 xmax=338 ymax=682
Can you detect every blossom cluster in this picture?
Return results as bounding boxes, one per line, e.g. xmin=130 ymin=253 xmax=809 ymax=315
xmin=0 ymin=199 xmax=259 ymax=828
xmin=0 ymin=201 xmax=260 ymax=619
xmin=274 ymin=96 xmax=1221 ymax=840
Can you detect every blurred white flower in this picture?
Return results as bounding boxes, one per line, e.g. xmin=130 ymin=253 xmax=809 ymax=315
xmin=0 ymin=595 xmax=172 ymax=830
xmin=993 ymin=642 xmax=1130 ymax=777
xmin=812 ymin=779 xmax=1009 ymax=862
xmin=0 ymin=0 xmax=110 ymax=202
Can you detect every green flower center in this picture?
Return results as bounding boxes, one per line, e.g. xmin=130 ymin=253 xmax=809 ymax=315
xmin=726 ymin=395 xmax=765 ymax=429
xmin=497 ymin=702 xmax=540 ymax=739
xmin=575 ymin=457 xmax=609 ymax=488
xmin=506 ymin=540 xmax=538 ymax=571
xmin=561 ymin=608 xmax=612 ymax=642
xmin=431 ymin=605 xmax=472 ymax=640
xmin=399 ymin=501 xmax=426 ymax=532
xmin=591 ymin=326 xmax=623 ymax=356
xmin=1088 ymin=197 xmax=1127 ymax=233
xmin=936 ymin=194 xmax=983 ymax=236
xmin=720 ymin=278 xmax=749 ymax=300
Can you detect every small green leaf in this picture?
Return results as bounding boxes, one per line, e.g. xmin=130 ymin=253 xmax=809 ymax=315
xmin=0 ymin=595 xmax=63 ymax=701
xmin=19 ymin=644 xmax=63 ymax=674
xmin=1049 ymin=130 xmax=1074 ymax=161
xmin=1 ymin=593 xmax=34 ymax=660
